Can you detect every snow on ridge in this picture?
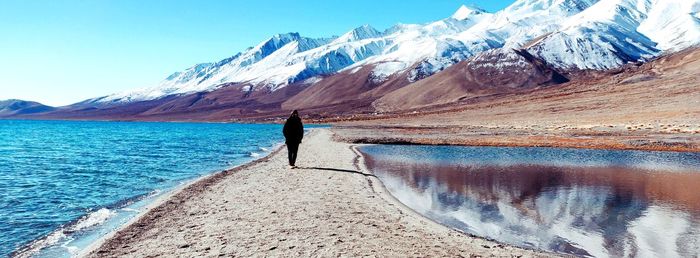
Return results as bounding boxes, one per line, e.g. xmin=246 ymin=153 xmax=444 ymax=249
xmin=451 ymin=5 xmax=488 ymax=20
xmin=98 ymin=0 xmax=700 ymax=104
xmin=529 ymin=0 xmax=700 ymax=70
xmin=333 ymin=25 xmax=382 ymax=43
xmin=371 ymin=61 xmax=408 ymax=83
xmin=301 ymin=76 xmax=323 ymax=85
xmin=101 ymin=6 xmax=495 ymax=103
xmin=638 ymin=0 xmax=700 ymax=51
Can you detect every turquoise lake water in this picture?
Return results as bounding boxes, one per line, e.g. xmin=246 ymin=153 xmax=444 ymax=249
xmin=0 ymin=120 xmax=297 ymax=257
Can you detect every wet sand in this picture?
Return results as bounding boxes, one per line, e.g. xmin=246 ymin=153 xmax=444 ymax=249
xmin=82 ymin=129 xmax=551 ymax=257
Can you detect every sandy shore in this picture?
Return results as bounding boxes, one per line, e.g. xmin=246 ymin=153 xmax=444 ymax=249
xmin=82 ymin=129 xmax=551 ymax=257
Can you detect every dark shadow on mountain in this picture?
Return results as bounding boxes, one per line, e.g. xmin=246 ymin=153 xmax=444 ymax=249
xmin=299 ymin=167 xmax=377 ymax=178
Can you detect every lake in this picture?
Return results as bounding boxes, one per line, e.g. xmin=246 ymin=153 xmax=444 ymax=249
xmin=0 ymin=120 xmax=293 ymax=257
xmin=361 ymin=145 xmax=700 ymax=257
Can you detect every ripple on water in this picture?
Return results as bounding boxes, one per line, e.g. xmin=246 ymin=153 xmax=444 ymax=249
xmin=0 ymin=120 xmax=324 ymax=257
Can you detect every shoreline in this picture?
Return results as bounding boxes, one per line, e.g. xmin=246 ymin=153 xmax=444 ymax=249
xmin=82 ymin=129 xmax=552 ymax=257
xmin=332 ymin=126 xmax=700 ymax=153
xmin=22 ymin=124 xmax=695 ymax=256
xmin=349 ymin=145 xmax=554 ymax=255
xmin=344 ymin=136 xmax=700 ymax=153
xmin=76 ymin=145 xmax=285 ymax=257
xmin=3 ymin=121 xmax=288 ymax=258
xmin=75 ymin=144 xmax=285 ymax=257
xmin=10 ymin=145 xmax=285 ymax=258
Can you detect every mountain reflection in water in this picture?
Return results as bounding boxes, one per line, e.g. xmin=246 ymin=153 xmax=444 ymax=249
xmin=361 ymin=146 xmax=700 ymax=257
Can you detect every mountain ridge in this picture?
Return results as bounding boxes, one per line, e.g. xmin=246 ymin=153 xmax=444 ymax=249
xmin=0 ymin=99 xmax=55 ymax=117
xmin=3 ymin=0 xmax=700 ymax=121
xmin=93 ymin=0 xmax=699 ymax=105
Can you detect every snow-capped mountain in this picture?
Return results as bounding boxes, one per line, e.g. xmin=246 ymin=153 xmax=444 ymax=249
xmin=528 ymin=0 xmax=700 ymax=69
xmin=98 ymin=0 xmax=700 ymax=104
xmin=97 ymin=33 xmax=334 ymax=103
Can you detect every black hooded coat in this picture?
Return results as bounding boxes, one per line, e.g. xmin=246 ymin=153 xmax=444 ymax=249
xmin=282 ymin=116 xmax=304 ymax=144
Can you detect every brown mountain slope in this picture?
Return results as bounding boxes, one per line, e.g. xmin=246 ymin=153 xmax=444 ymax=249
xmin=11 ymin=47 xmax=699 ymax=123
xmin=136 ymin=82 xmax=307 ymax=119
xmin=26 ymin=96 xmax=181 ymax=120
xmin=27 ymin=82 xmax=308 ymax=121
xmin=281 ymin=63 xmax=414 ymax=112
xmin=333 ymin=47 xmax=700 ymax=152
xmin=341 ymin=47 xmax=700 ymax=127
xmin=372 ymin=49 xmax=569 ymax=112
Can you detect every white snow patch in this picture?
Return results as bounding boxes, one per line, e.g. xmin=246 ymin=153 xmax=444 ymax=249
xmin=372 ymin=62 xmax=407 ymax=77
xmin=302 ymin=76 xmax=322 ymax=85
xmin=348 ymin=66 xmax=363 ymax=74
xmin=452 ymin=5 xmax=487 ymax=20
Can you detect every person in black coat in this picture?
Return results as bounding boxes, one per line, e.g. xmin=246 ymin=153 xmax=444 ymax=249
xmin=282 ymin=110 xmax=304 ymax=168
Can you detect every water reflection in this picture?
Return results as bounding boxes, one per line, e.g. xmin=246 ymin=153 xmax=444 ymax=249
xmin=362 ymin=146 xmax=700 ymax=257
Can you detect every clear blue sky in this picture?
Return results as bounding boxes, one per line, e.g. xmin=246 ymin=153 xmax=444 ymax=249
xmin=0 ymin=0 xmax=515 ymax=106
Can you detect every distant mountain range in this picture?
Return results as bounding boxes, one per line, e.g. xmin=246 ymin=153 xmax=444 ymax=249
xmin=3 ymin=0 xmax=699 ymax=121
xmin=0 ymin=100 xmax=55 ymax=117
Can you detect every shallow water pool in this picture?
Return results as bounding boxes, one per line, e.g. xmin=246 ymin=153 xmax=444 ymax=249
xmin=360 ymin=145 xmax=700 ymax=257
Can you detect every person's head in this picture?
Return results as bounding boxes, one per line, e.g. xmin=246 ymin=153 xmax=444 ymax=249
xmin=290 ymin=110 xmax=299 ymax=119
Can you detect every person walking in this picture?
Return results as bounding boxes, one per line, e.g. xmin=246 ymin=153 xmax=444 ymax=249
xmin=282 ymin=110 xmax=304 ymax=168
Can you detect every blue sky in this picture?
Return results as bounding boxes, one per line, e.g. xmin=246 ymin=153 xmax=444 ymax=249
xmin=0 ymin=0 xmax=515 ymax=106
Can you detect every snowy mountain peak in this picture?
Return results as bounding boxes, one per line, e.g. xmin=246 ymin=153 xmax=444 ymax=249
xmin=270 ymin=32 xmax=301 ymax=41
xmin=96 ymin=0 xmax=700 ymax=104
xmin=255 ymin=32 xmax=302 ymax=55
xmin=334 ymin=24 xmax=382 ymax=43
xmin=506 ymin=0 xmax=599 ymax=12
xmin=451 ymin=5 xmax=487 ymax=20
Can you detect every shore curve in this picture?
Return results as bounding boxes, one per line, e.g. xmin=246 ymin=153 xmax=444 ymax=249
xmin=83 ymin=129 xmax=555 ymax=257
